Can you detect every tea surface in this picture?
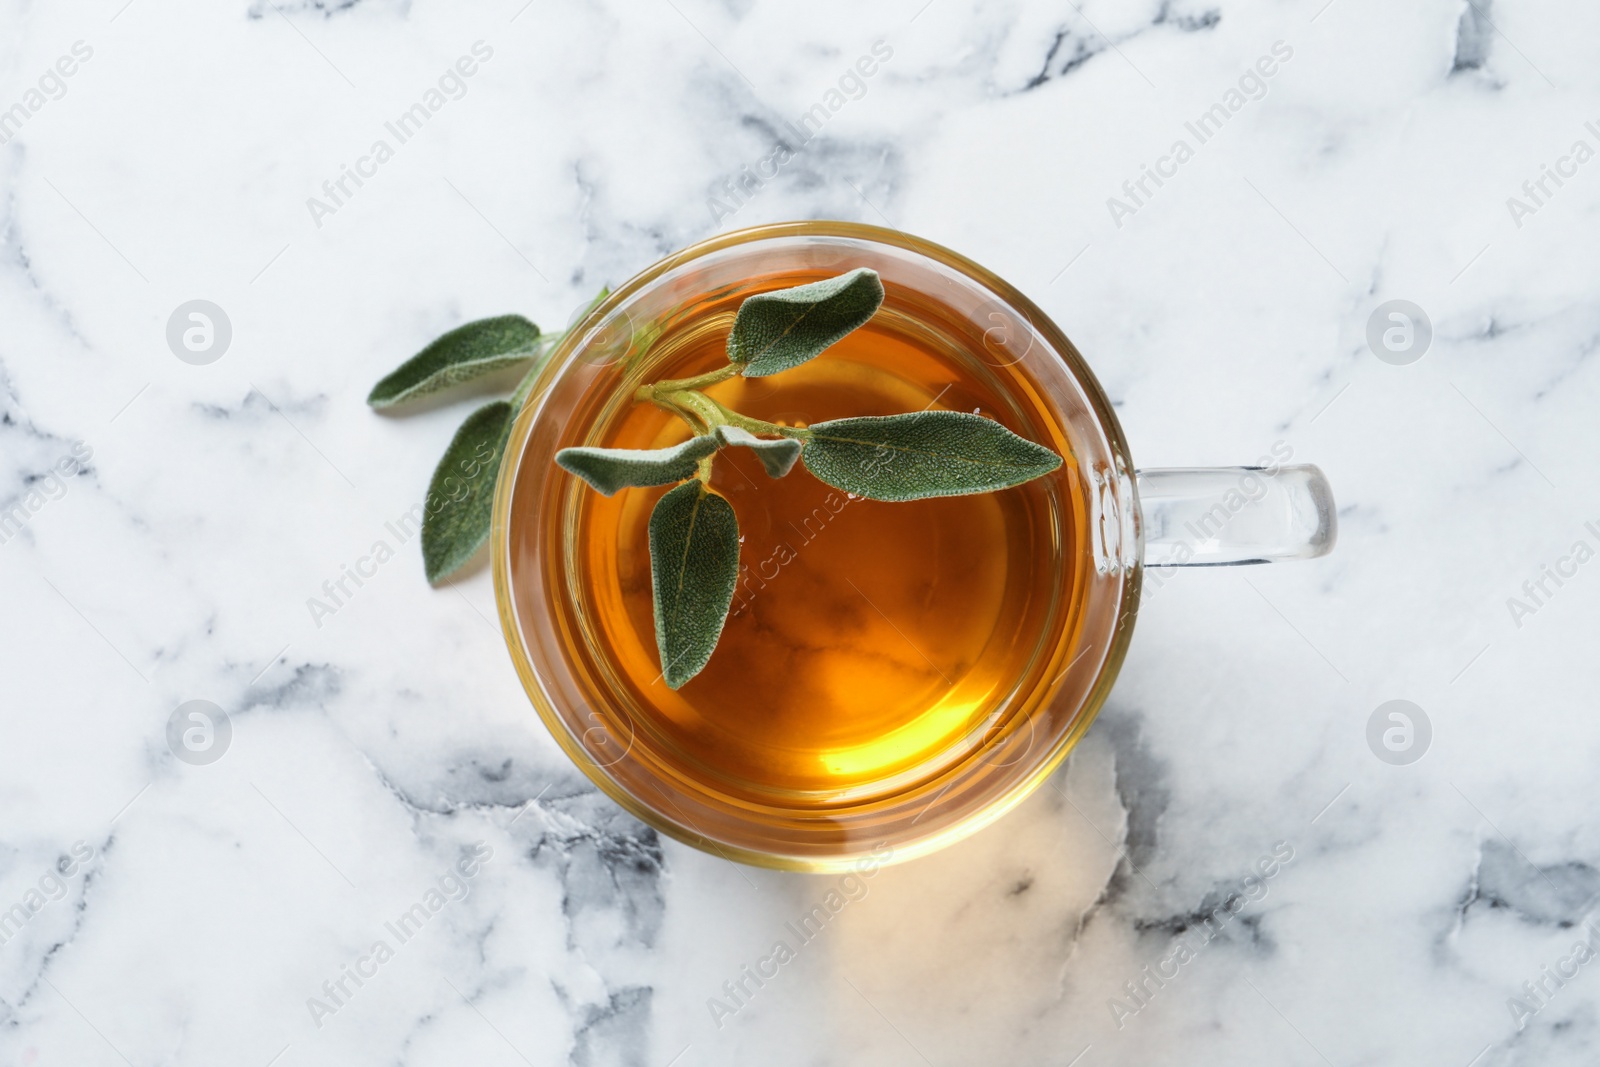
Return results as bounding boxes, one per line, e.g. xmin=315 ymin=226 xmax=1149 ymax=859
xmin=545 ymin=285 xmax=1082 ymax=802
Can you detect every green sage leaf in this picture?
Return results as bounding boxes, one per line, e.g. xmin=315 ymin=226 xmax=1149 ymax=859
xmin=649 ymin=481 xmax=740 ymax=689
xmin=726 ymin=268 xmax=884 ymax=377
xmin=801 ymin=411 xmax=1063 ymax=502
xmin=715 ymin=426 xmax=802 ymax=478
xmin=555 ymin=435 xmax=719 ymax=496
xmin=369 ymin=315 xmax=543 ymax=409
xmin=422 ymin=400 xmax=515 ymax=584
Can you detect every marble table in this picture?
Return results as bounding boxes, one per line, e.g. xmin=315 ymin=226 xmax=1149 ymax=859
xmin=2 ymin=0 xmax=1597 ymax=1064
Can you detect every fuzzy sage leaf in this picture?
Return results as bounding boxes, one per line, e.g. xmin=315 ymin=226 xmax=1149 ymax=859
xmin=555 ymin=435 xmax=719 ymax=496
xmin=369 ymin=315 xmax=542 ymax=408
xmin=801 ymin=411 xmax=1063 ymax=501
xmin=649 ymin=481 xmax=740 ymax=689
xmin=726 ymin=268 xmax=884 ymax=377
xmin=421 ymin=400 xmax=515 ymax=584
xmin=715 ymin=426 xmax=802 ymax=478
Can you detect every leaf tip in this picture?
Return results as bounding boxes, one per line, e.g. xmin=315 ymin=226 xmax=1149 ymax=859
xmin=421 ymin=529 xmax=471 ymax=586
xmin=1020 ymin=435 xmax=1066 ymax=478
xmin=554 ymin=449 xmax=613 ymax=496
xmin=848 ymin=264 xmax=884 ymax=291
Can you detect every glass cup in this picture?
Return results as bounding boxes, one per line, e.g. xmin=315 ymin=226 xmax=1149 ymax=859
xmin=492 ymin=222 xmax=1335 ymax=871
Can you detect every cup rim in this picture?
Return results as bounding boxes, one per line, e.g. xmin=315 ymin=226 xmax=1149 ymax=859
xmin=491 ymin=220 xmax=1141 ymax=870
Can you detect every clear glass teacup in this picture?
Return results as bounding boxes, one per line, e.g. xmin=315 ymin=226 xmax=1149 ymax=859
xmin=493 ymin=222 xmax=1334 ymax=871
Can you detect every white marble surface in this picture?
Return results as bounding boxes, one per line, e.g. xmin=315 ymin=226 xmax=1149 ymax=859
xmin=2 ymin=0 xmax=1598 ymax=1063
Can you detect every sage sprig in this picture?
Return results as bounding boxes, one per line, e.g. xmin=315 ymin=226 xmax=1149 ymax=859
xmin=368 ymin=290 xmax=607 ymax=584
xmin=556 ymin=270 xmax=1063 ymax=689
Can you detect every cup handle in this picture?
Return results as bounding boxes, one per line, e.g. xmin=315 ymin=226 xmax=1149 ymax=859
xmin=1136 ymin=465 xmax=1337 ymax=567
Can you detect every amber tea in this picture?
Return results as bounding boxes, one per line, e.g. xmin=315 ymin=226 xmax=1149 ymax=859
xmin=522 ymin=273 xmax=1091 ymax=808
